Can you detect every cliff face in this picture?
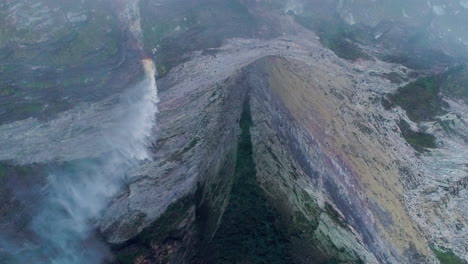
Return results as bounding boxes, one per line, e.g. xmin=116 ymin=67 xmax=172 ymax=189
xmin=102 ymin=34 xmax=452 ymax=262
xmin=1 ymin=1 xmax=467 ymax=264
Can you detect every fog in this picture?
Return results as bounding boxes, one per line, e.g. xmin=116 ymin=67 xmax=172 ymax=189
xmin=0 ymin=0 xmax=467 ymax=263
xmin=1 ymin=60 xmax=158 ymax=264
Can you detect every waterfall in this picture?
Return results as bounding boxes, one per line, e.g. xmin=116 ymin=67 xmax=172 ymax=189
xmin=5 ymin=59 xmax=158 ymax=264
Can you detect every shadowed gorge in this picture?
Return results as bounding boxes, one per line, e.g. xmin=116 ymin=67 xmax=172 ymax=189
xmin=198 ymin=97 xmax=293 ymax=263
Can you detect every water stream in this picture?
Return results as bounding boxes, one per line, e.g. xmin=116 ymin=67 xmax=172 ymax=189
xmin=3 ymin=59 xmax=158 ymax=264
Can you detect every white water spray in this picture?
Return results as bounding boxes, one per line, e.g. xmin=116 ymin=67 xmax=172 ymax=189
xmin=5 ymin=59 xmax=158 ymax=264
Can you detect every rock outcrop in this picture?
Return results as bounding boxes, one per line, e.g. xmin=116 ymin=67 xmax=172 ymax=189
xmin=102 ymin=32 xmax=463 ymax=262
xmin=0 ymin=1 xmax=466 ymax=264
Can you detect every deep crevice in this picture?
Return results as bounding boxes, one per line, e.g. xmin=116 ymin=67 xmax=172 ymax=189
xmin=195 ymin=94 xmax=293 ymax=264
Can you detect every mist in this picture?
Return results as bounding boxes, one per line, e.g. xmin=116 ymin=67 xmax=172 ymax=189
xmin=1 ymin=60 xmax=158 ymax=264
xmin=0 ymin=0 xmax=467 ymax=263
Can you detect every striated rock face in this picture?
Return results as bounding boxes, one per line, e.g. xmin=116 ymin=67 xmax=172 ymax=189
xmin=246 ymin=57 xmax=382 ymax=263
xmin=405 ymin=97 xmax=468 ymax=260
xmin=102 ymin=32 xmax=463 ymax=263
xmin=0 ymin=1 xmax=467 ymax=264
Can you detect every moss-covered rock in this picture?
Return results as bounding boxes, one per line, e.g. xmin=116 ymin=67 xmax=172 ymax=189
xmin=294 ymin=12 xmax=371 ymax=61
xmin=139 ymin=0 xmax=257 ymax=78
xmin=431 ymin=247 xmax=467 ymax=264
xmin=388 ymin=77 xmax=448 ymax=122
xmin=440 ymin=65 xmax=468 ymax=103
xmin=398 ymin=120 xmax=437 ymax=152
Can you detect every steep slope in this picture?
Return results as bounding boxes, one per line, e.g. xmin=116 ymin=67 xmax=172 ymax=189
xmin=0 ymin=1 xmax=466 ymax=264
xmin=102 ymin=32 xmax=454 ymax=262
xmin=0 ymin=0 xmax=159 ymax=263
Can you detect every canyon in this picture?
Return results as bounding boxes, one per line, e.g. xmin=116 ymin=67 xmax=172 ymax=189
xmin=0 ymin=0 xmax=466 ymax=263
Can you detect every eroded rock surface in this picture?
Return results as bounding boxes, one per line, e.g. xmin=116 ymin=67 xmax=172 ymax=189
xmin=0 ymin=1 xmax=467 ymax=264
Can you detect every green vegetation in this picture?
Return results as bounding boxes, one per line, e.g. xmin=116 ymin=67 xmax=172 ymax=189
xmin=292 ymin=4 xmax=453 ymax=70
xmin=115 ymin=196 xmax=194 ymax=264
xmin=441 ymin=65 xmax=468 ymax=102
xmin=197 ymin=98 xmax=362 ymax=263
xmin=0 ymin=99 xmax=73 ymax=124
xmin=194 ymin=152 xmax=236 ymax=244
xmin=379 ymin=29 xmax=454 ymax=70
xmin=49 ymin=15 xmax=120 ymax=66
xmin=0 ymin=254 xmax=15 ymax=264
xmin=139 ymin=196 xmax=193 ymax=245
xmin=431 ymin=247 xmax=467 ymax=264
xmin=0 ymin=161 xmax=38 ymax=179
xmin=389 ymin=77 xmax=448 ymax=122
xmin=383 ymin=68 xmax=467 ymax=147
xmin=0 ymin=6 xmax=126 ymax=125
xmin=19 ymin=75 xmax=89 ymax=90
xmin=382 ymin=51 xmax=452 ymax=71
xmin=0 ymin=86 xmax=14 ymax=97
xmin=0 ymin=163 xmax=7 ymax=179
xmin=398 ymin=120 xmax=437 ymax=152
xmin=316 ymin=26 xmax=370 ymax=61
xmin=438 ymin=119 xmax=456 ymax=134
xmin=140 ymin=0 xmax=255 ymax=77
xmin=382 ymin=72 xmax=406 ymax=84
xmin=203 ymin=98 xmax=293 ymax=263
xmin=10 ymin=102 xmax=42 ymax=116
xmin=182 ymin=137 xmax=200 ymax=154
xmin=0 ymin=6 xmax=121 ymax=67
xmin=116 ymin=247 xmax=149 ymax=264
xmin=0 ymin=161 xmax=48 ymax=196
xmin=140 ymin=10 xmax=192 ymax=76
xmin=113 ymin=97 xmax=364 ymax=263
xmin=381 ymin=96 xmax=393 ymax=111
xmin=294 ymin=11 xmax=371 ymax=61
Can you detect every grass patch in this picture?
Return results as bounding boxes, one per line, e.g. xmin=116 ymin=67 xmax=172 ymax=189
xmin=0 ymin=164 xmax=7 ymax=180
xmin=0 ymin=161 xmax=48 ymax=188
xmin=381 ymin=96 xmax=393 ymax=110
xmin=441 ymin=65 xmax=468 ymax=102
xmin=431 ymin=247 xmax=467 ymax=264
xmin=294 ymin=11 xmax=371 ymax=61
xmin=398 ymin=120 xmax=437 ymax=152
xmin=317 ymin=29 xmax=370 ymax=61
xmin=140 ymin=0 xmax=256 ymax=77
xmin=49 ymin=15 xmax=120 ymax=66
xmin=10 ymin=102 xmax=42 ymax=115
xmin=380 ymin=30 xmax=455 ymax=70
xmin=438 ymin=119 xmax=456 ymax=134
xmin=389 ymin=77 xmax=448 ymax=122
xmin=382 ymin=72 xmax=406 ymax=84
